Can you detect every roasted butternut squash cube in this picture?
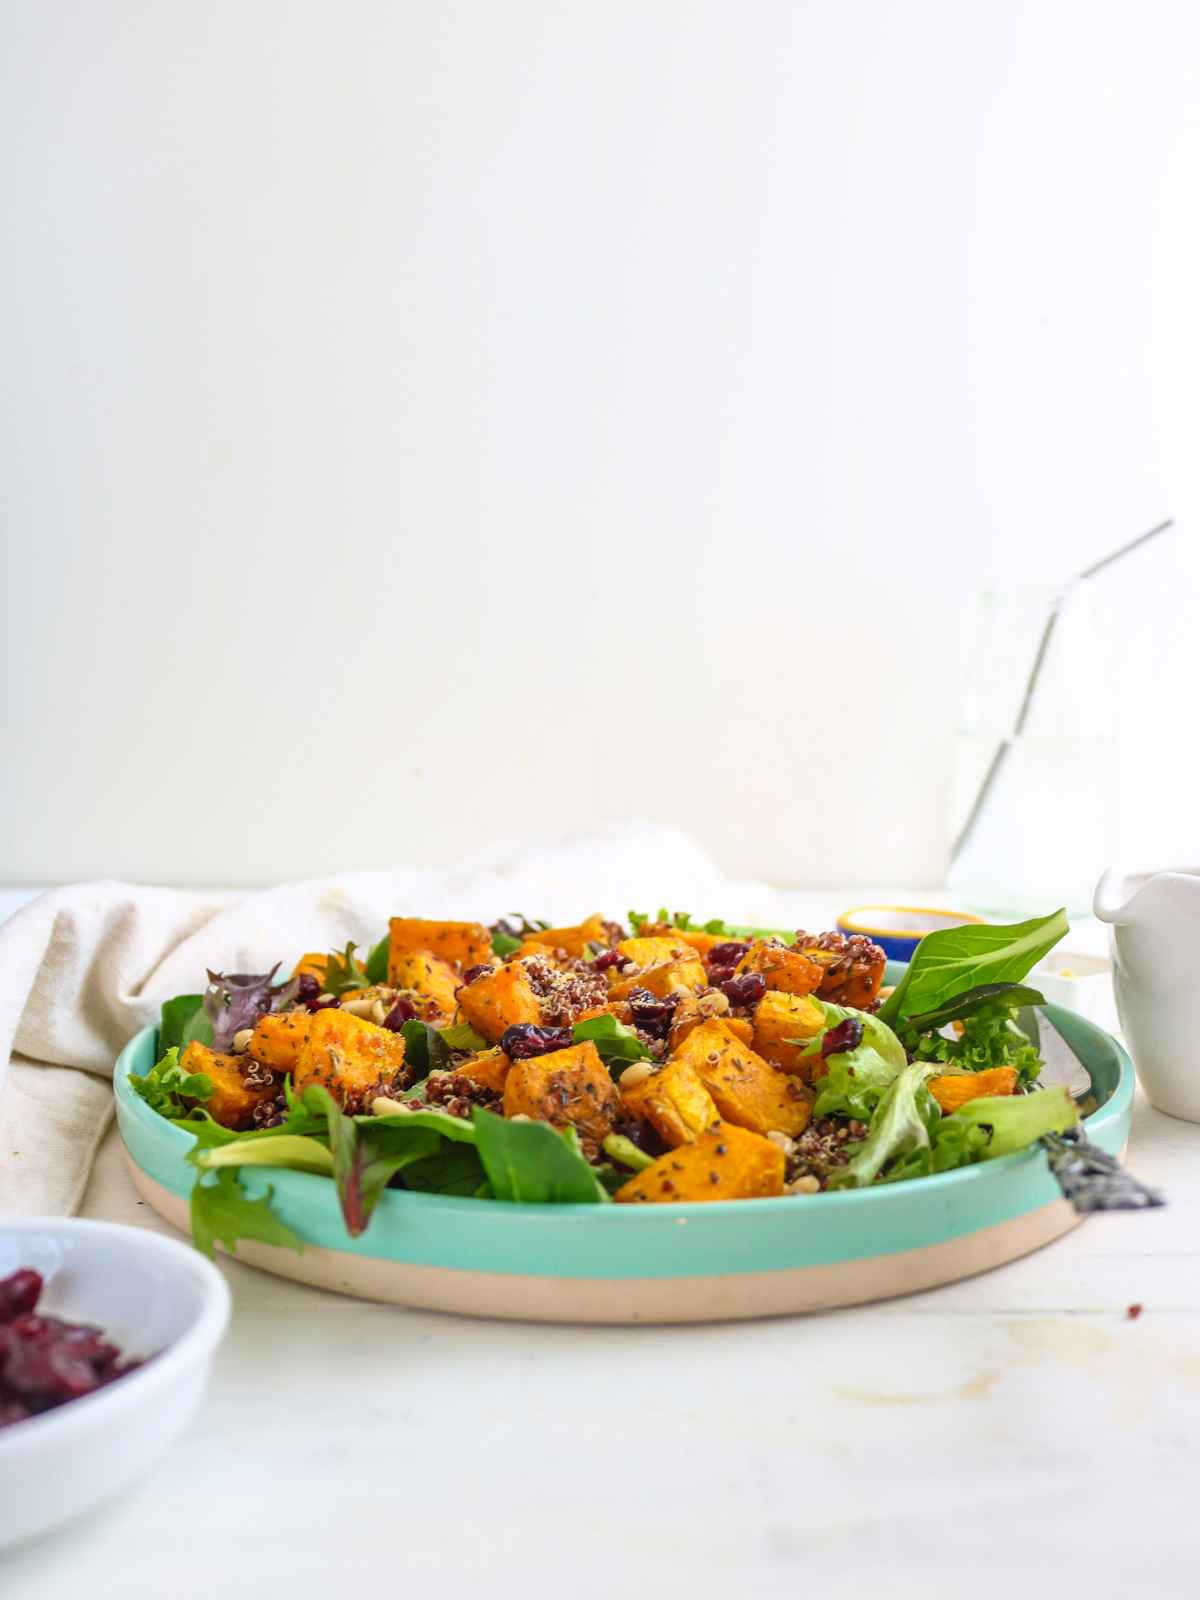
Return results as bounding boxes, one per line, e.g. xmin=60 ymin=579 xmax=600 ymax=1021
xmin=795 ymin=933 xmax=887 ymax=1009
xmin=295 ymin=952 xmax=328 ymax=985
xmin=735 ymin=941 xmax=823 ymax=997
xmin=621 ymin=1057 xmax=719 ymax=1147
xmin=456 ymin=961 xmax=542 ymax=1042
xmin=389 ymin=951 xmax=461 ymax=1015
xmin=616 ymin=935 xmax=695 ymax=971
xmin=518 ymin=913 xmax=609 ymax=959
xmin=614 ymin=1122 xmax=785 ymax=1203
xmin=293 ymin=1007 xmax=408 ymax=1108
xmin=247 ymin=1010 xmax=310 ymax=1074
xmin=669 ymin=997 xmax=753 ymax=1052
xmin=929 ymin=1066 xmax=1019 ymax=1114
xmin=502 ymin=1041 xmax=620 ymax=1147
xmin=388 ymin=918 xmax=492 ymax=975
xmin=673 ymin=1019 xmax=811 ymax=1138
xmin=179 ymin=1041 xmax=280 ymax=1130
xmin=609 ymin=955 xmax=707 ymax=1001
xmin=752 ymin=991 xmax=826 ymax=1076
xmin=454 ymin=1047 xmax=513 ymax=1095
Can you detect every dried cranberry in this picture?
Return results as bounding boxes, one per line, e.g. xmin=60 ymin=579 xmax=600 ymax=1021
xmin=305 ymin=994 xmax=339 ymax=1013
xmin=0 ymin=1402 xmax=30 ymax=1427
xmin=707 ymin=941 xmax=750 ymax=969
xmin=589 ymin=949 xmax=628 ymax=973
xmin=295 ymin=972 xmax=321 ymax=1003
xmin=720 ymin=972 xmax=767 ymax=1006
xmin=499 ymin=1024 xmax=574 ymax=1059
xmin=626 ymin=988 xmax=677 ymax=1029
xmin=820 ymin=1017 xmax=865 ymax=1057
xmin=462 ymin=963 xmax=495 ymax=985
xmin=0 ymin=1269 xmax=41 ymax=1324
xmin=382 ymin=998 xmax=417 ymax=1031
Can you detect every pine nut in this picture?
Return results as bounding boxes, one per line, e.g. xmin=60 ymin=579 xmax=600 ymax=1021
xmin=370 ymin=998 xmax=388 ymax=1024
xmin=231 ymin=1028 xmax=253 ymax=1054
xmin=766 ymin=1130 xmax=796 ymax=1156
xmin=372 ymin=1096 xmax=412 ymax=1116
xmin=340 ymin=997 xmax=375 ymax=1018
xmin=702 ymin=990 xmax=731 ymax=1014
xmin=787 ymin=1175 xmax=821 ymax=1195
xmin=619 ymin=1061 xmax=654 ymax=1089
xmin=508 ymin=1113 xmax=532 ymax=1123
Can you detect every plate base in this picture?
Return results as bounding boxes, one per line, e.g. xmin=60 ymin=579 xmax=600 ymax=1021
xmin=125 ymin=1154 xmax=1086 ymax=1324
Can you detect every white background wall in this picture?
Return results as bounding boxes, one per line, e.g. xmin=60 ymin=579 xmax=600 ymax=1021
xmin=2 ymin=1 xmax=1197 ymax=890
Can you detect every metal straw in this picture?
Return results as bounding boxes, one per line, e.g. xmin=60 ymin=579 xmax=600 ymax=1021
xmin=951 ymin=518 xmax=1174 ymax=865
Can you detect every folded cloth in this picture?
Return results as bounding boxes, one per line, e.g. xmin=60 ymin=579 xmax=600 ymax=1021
xmin=0 ymin=823 xmax=816 ymax=1217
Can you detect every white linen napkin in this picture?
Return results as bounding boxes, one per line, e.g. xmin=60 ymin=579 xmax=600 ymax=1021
xmin=0 ymin=823 xmax=820 ymax=1217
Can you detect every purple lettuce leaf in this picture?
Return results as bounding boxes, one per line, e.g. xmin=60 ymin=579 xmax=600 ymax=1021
xmin=203 ymin=965 xmax=297 ymax=1051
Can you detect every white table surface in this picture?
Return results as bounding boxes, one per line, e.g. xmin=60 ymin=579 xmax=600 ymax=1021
xmin=3 ymin=887 xmax=1198 ymax=1599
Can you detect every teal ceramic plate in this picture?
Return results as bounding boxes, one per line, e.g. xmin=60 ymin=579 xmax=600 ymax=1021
xmin=113 ymin=979 xmax=1133 ymax=1324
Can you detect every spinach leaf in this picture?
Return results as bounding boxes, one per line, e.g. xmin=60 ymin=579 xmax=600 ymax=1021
xmin=364 ymin=934 xmax=390 ymax=985
xmin=572 ymin=1013 xmax=652 ymax=1070
xmin=472 ymin=1107 xmax=608 ymax=1203
xmin=300 ymin=1086 xmax=443 ymax=1235
xmin=159 ymin=994 xmax=205 ymax=1054
xmin=190 ymin=1168 xmax=304 ymax=1260
xmin=877 ymin=909 xmax=1068 ymax=1028
xmin=900 ymin=983 xmax=1048 ymax=1034
xmin=490 ymin=915 xmax=549 ymax=957
xmin=129 ymin=1047 xmax=213 ymax=1119
xmin=400 ymin=1142 xmax=488 ymax=1195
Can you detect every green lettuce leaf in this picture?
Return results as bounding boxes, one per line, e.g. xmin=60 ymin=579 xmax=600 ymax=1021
xmin=190 ymin=1168 xmax=304 ymax=1259
xmin=129 ymin=1047 xmax=214 ymax=1119
xmin=194 ymin=1135 xmax=336 ymax=1178
xmin=806 ymin=1002 xmax=908 ymax=1121
xmin=878 ymin=909 xmax=1068 ymax=1027
xmin=945 ymin=1085 xmax=1078 ymax=1158
xmin=472 ymin=1107 xmax=608 ymax=1203
xmin=828 ymin=1064 xmax=941 ymax=1189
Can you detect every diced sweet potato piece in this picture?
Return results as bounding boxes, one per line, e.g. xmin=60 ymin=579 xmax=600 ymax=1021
xmin=617 ymin=935 xmax=695 ymax=971
xmin=609 ymin=956 xmax=707 ymax=1001
xmin=179 ymin=1041 xmax=280 ymax=1130
xmin=295 ymin=952 xmax=328 ymax=985
xmin=389 ymin=951 xmax=461 ymax=1015
xmin=752 ymin=990 xmax=826 ymax=1076
xmin=454 ymin=1047 xmax=512 ymax=1094
xmin=673 ymin=1019 xmax=811 ymax=1138
xmin=502 ymin=1041 xmax=620 ymax=1147
xmin=621 ymin=1058 xmax=719 ymax=1147
xmin=388 ymin=918 xmax=492 ymax=975
xmin=735 ymin=941 xmax=822 ymax=997
xmin=614 ymin=1122 xmax=785 ymax=1203
xmin=247 ymin=1010 xmax=310 ymax=1074
xmin=293 ymin=1008 xmax=408 ymax=1108
xmin=929 ymin=1066 xmax=1019 ymax=1114
xmin=456 ymin=962 xmax=542 ymax=1042
xmin=518 ymin=914 xmax=609 ymax=959
xmin=794 ymin=932 xmax=887 ymax=1009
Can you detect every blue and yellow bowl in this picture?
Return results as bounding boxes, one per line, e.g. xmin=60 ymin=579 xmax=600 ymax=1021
xmin=112 ymin=964 xmax=1133 ymax=1324
xmin=835 ymin=905 xmax=985 ymax=963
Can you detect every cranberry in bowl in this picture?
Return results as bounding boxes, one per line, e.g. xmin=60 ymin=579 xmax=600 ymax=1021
xmin=0 ymin=1218 xmax=230 ymax=1549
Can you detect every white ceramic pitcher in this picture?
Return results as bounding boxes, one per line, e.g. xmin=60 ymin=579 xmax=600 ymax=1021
xmin=1094 ymin=865 xmax=1200 ymax=1121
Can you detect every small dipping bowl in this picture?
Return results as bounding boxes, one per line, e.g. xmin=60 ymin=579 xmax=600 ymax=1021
xmin=0 ymin=1218 xmax=230 ymax=1549
xmin=835 ymin=905 xmax=985 ymax=963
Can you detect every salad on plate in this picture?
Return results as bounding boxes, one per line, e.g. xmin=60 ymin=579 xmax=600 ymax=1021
xmin=128 ymin=905 xmax=1092 ymax=1257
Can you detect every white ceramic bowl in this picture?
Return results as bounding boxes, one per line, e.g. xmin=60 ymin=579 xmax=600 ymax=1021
xmin=0 ymin=1218 xmax=230 ymax=1549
